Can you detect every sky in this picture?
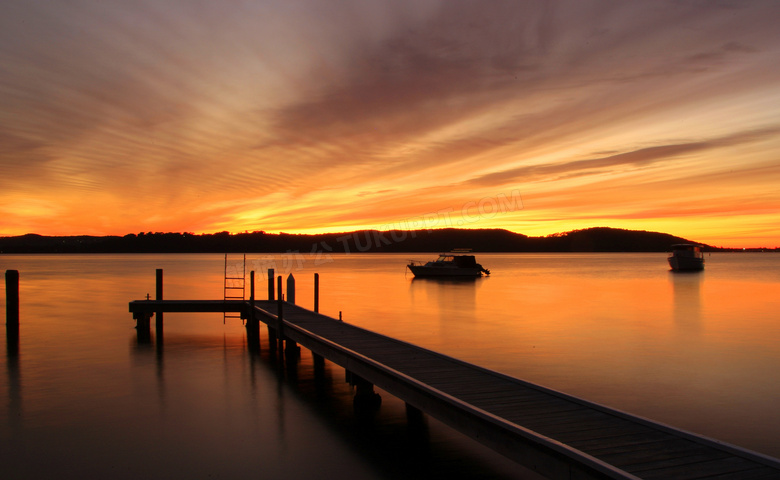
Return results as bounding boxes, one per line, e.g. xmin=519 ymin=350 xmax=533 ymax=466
xmin=1 ymin=0 xmax=779 ymax=247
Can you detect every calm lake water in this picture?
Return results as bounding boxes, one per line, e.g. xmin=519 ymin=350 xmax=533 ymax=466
xmin=2 ymin=252 xmax=780 ymax=479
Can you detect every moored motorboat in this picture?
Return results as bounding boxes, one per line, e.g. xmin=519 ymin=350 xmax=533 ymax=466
xmin=407 ymin=251 xmax=490 ymax=277
xmin=668 ymin=244 xmax=704 ymax=271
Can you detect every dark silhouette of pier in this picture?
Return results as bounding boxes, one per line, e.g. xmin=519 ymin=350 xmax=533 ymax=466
xmin=128 ymin=269 xmax=780 ymax=480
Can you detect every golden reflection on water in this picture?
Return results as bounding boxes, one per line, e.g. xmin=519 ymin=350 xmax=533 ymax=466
xmin=1 ymin=254 xmax=541 ymax=480
xmin=3 ymin=251 xmax=780 ymax=472
xmin=304 ymin=252 xmax=780 ymax=457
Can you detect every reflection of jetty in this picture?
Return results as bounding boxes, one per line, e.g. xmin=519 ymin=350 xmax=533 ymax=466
xmin=128 ymin=269 xmax=780 ymax=480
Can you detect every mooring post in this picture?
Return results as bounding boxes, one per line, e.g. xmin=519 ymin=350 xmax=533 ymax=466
xmin=314 ymin=273 xmax=319 ymax=313
xmin=6 ymin=270 xmax=20 ymax=354
xmin=5 ymin=270 xmax=20 ymax=398
xmin=267 ymin=268 xmax=275 ymax=300
xmin=155 ymin=269 xmax=163 ymax=334
xmin=6 ymin=270 xmax=20 ymax=329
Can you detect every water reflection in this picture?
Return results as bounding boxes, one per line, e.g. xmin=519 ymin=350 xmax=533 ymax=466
xmin=409 ymin=277 xmax=482 ymax=337
xmin=127 ymin=325 xmax=536 ymax=480
xmin=8 ymin=252 xmax=780 ymax=474
xmin=669 ymin=270 xmax=703 ymax=330
xmin=5 ymin=323 xmax=21 ymax=433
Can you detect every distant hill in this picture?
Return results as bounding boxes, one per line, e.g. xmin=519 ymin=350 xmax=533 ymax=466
xmin=0 ymin=227 xmax=725 ymax=254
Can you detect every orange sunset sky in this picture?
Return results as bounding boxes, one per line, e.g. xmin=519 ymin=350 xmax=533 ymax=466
xmin=1 ymin=1 xmax=779 ymax=247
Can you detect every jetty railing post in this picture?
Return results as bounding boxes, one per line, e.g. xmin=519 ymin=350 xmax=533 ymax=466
xmin=155 ymin=269 xmax=163 ymax=335
xmin=6 ymin=270 xmax=20 ymax=329
xmin=267 ymin=268 xmax=275 ymax=300
xmin=314 ymin=273 xmax=319 ymax=313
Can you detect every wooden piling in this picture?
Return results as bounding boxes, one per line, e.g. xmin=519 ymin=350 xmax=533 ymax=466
xmin=267 ymin=268 xmax=275 ymax=300
xmin=6 ymin=270 xmax=20 ymax=353
xmin=6 ymin=270 xmax=19 ymax=328
xmin=135 ymin=311 xmax=152 ymax=343
xmin=286 ymin=273 xmax=295 ymax=304
xmin=155 ymin=269 xmax=163 ymax=334
xmin=314 ymin=273 xmax=319 ymax=313
xmin=405 ymin=403 xmax=429 ymax=443
xmin=248 ymin=271 xmax=259 ymax=350
xmin=313 ymin=353 xmax=325 ymax=384
xmin=267 ymin=323 xmax=277 ymax=350
xmin=284 ymin=274 xmax=299 ymax=356
xmin=406 ymin=403 xmax=425 ymax=425
xmin=276 ymin=275 xmax=284 ymax=353
xmin=249 ymin=271 xmax=255 ymax=311
xmin=351 ymin=374 xmax=382 ymax=411
xmin=313 ymin=353 xmax=324 ymax=370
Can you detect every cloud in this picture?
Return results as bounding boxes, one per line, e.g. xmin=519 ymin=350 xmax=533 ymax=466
xmin=463 ymin=127 xmax=780 ymax=187
xmin=1 ymin=0 xmax=780 ymax=245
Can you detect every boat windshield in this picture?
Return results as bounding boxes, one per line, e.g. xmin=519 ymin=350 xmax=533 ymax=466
xmin=671 ymin=244 xmax=703 ymax=257
xmin=674 ymin=245 xmax=698 ymax=251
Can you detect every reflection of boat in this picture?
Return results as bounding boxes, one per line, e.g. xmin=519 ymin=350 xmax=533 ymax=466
xmin=668 ymin=244 xmax=705 ymax=271
xmin=407 ymin=252 xmax=490 ymax=277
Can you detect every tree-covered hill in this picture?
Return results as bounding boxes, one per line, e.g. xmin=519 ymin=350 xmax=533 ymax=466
xmin=0 ymin=227 xmax=730 ymax=253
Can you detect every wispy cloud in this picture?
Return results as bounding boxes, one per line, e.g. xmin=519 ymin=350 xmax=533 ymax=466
xmin=464 ymin=127 xmax=780 ymax=187
xmin=1 ymin=0 xmax=780 ymax=245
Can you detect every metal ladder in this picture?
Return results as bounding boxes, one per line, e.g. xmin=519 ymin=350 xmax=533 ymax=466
xmin=223 ymin=253 xmax=246 ymax=323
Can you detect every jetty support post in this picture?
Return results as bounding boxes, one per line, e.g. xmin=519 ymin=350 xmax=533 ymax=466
xmin=267 ymin=268 xmax=277 ymax=348
xmin=247 ymin=271 xmax=259 ymax=350
xmin=134 ymin=310 xmax=152 ymax=343
xmin=155 ymin=269 xmax=163 ymax=335
xmin=249 ymin=270 xmax=255 ymax=317
xmin=351 ymin=374 xmax=382 ymax=413
xmin=406 ymin=403 xmax=427 ymax=432
xmin=313 ymin=352 xmax=325 ymax=378
xmin=285 ymin=274 xmax=299 ymax=357
xmin=314 ymin=273 xmax=319 ymax=313
xmin=311 ymin=272 xmax=325 ymax=369
xmin=276 ymin=275 xmax=284 ymax=354
xmin=267 ymin=268 xmax=275 ymax=300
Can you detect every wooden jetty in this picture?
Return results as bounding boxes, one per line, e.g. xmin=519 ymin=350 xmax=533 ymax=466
xmin=129 ymin=270 xmax=780 ymax=480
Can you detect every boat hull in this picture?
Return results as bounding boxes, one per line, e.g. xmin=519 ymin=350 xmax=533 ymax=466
xmin=407 ymin=265 xmax=484 ymax=277
xmin=668 ymin=256 xmax=704 ymax=271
